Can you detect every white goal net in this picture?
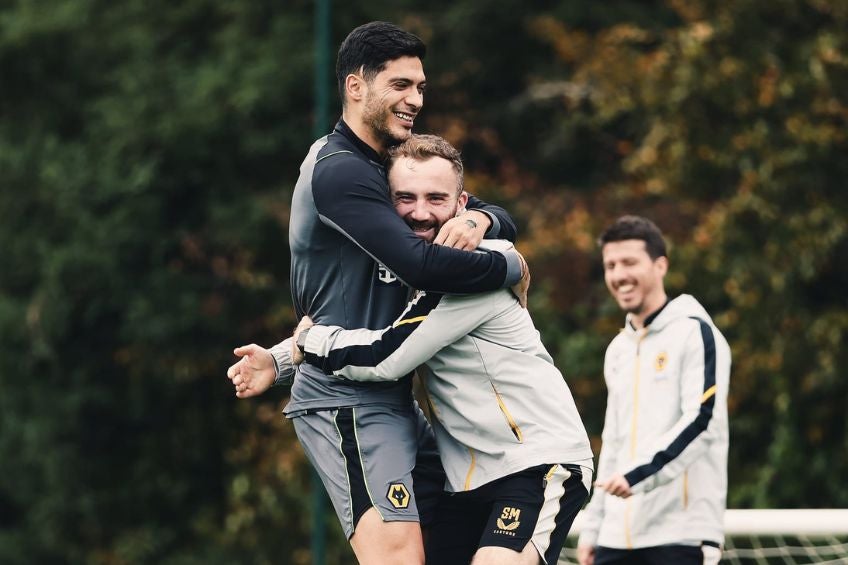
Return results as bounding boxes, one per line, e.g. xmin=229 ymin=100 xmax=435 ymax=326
xmin=558 ymin=509 xmax=848 ymax=564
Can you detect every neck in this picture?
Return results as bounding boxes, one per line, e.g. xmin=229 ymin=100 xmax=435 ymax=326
xmin=631 ymin=291 xmax=668 ymax=330
xmin=342 ymin=109 xmax=386 ymax=155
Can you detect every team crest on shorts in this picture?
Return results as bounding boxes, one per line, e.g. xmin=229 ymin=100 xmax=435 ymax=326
xmin=495 ymin=506 xmax=521 ymax=535
xmin=387 ymin=483 xmax=410 ymax=509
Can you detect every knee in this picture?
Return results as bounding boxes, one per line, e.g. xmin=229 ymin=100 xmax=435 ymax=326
xmin=351 ymin=512 xmax=424 ymax=565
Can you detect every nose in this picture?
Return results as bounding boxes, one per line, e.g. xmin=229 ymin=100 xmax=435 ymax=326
xmin=406 ymin=88 xmax=423 ymax=111
xmin=409 ymin=199 xmax=430 ymax=220
xmin=607 ymin=264 xmax=627 ymax=284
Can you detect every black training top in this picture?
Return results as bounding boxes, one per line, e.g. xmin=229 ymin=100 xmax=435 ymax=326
xmin=285 ymin=120 xmax=521 ymax=414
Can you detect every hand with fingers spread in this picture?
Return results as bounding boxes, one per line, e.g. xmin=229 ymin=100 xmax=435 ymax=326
xmin=434 ymin=209 xmax=491 ymax=251
xmin=226 ymin=343 xmax=276 ymax=399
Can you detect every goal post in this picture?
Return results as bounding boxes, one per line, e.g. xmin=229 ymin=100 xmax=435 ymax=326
xmin=722 ymin=509 xmax=848 ymax=535
xmin=558 ymin=509 xmax=848 ymax=564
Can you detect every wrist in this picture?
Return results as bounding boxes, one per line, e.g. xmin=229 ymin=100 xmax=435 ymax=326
xmin=296 ymin=327 xmax=310 ymax=354
xmin=465 ymin=209 xmax=491 ymax=231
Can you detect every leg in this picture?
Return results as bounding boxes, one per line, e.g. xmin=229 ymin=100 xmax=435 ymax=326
xmin=350 ymin=507 xmax=424 ymax=565
xmin=425 ymin=490 xmax=489 ymax=565
xmin=469 ymin=465 xmax=548 ymax=565
xmin=472 ymin=540 xmax=541 ymax=565
xmin=411 ymin=399 xmax=447 ymax=534
xmin=291 ymin=405 xmax=434 ymax=563
xmin=530 ymin=464 xmax=591 ymax=564
xmin=472 ymin=464 xmax=591 ymax=565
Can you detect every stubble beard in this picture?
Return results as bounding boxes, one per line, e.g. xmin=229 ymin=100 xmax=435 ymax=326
xmin=406 ymin=205 xmax=459 ymax=243
xmin=363 ymin=96 xmax=408 ymax=148
xmin=624 ymin=303 xmax=644 ymax=315
xmin=616 ymin=290 xmax=645 ymax=316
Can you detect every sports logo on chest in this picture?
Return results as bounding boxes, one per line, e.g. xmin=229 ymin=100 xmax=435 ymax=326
xmin=654 ymin=351 xmax=669 ymax=380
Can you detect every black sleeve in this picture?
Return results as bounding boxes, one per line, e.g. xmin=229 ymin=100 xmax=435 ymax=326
xmin=466 ymin=195 xmax=517 ymax=243
xmin=312 ymin=156 xmax=521 ymax=293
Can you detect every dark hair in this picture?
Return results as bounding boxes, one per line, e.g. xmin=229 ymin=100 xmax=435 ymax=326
xmin=336 ymin=21 xmax=426 ymax=105
xmin=598 ymin=215 xmax=668 ymax=259
xmin=388 ymin=134 xmax=464 ymax=194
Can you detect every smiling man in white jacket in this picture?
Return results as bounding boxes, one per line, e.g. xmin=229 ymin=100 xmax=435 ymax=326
xmin=577 ymin=216 xmax=731 ymax=565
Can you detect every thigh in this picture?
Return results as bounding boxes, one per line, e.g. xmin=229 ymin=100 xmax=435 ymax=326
xmin=426 ymin=490 xmax=490 ymax=565
xmin=351 ymin=507 xmax=424 ymax=565
xmin=355 ymin=404 xmax=435 ymax=526
xmin=292 ymin=409 xmax=362 ymax=539
xmin=476 ymin=465 xmax=549 ymax=555
xmin=292 ymin=405 xmax=424 ymax=539
xmin=411 ymin=400 xmax=447 ymax=530
xmin=531 ymin=464 xmax=591 ymax=564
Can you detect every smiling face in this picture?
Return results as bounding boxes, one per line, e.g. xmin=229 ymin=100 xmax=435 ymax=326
xmin=354 ymin=56 xmax=426 ymax=151
xmin=602 ymin=239 xmax=668 ymax=327
xmin=389 ymin=155 xmax=467 ymax=242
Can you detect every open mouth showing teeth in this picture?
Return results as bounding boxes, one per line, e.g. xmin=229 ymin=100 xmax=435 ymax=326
xmin=394 ymin=112 xmax=414 ymax=123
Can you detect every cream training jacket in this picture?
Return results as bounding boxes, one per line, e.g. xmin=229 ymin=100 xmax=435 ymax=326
xmin=301 ymin=240 xmax=594 ymax=493
xmin=577 ymin=294 xmax=730 ymax=549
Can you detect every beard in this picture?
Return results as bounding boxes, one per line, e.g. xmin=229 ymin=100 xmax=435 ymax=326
xmin=406 ymin=219 xmax=440 ymax=242
xmin=405 ymin=206 xmax=460 ymax=243
xmin=623 ymin=303 xmax=644 ymax=314
xmin=616 ymin=293 xmax=645 ymax=315
xmin=362 ymin=94 xmax=408 ymax=147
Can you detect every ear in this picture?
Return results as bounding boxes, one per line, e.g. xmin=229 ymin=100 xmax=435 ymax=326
xmin=655 ymin=255 xmax=669 ymax=278
xmin=345 ymin=71 xmax=366 ymax=103
xmin=457 ymin=191 xmax=469 ymax=210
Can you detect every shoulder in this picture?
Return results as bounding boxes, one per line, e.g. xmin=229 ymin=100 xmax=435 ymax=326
xmin=439 ymin=288 xmax=516 ymax=317
xmin=316 ymin=140 xmax=365 ymax=172
xmin=316 ymin=134 xmax=374 ymax=169
xmin=315 ymin=148 xmax=383 ymax=187
xmin=311 ymin=148 xmax=385 ymax=202
xmin=665 ymin=317 xmax=731 ymax=364
xmin=607 ymin=330 xmax=629 ymax=349
xmin=441 ymin=288 xmax=506 ymax=307
xmin=671 ymin=315 xmax=721 ymax=345
xmin=604 ymin=331 xmax=631 ymax=364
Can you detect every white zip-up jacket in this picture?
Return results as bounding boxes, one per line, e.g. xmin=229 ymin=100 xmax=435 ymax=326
xmin=300 ymin=242 xmax=594 ymax=492
xmin=578 ymin=294 xmax=730 ymax=549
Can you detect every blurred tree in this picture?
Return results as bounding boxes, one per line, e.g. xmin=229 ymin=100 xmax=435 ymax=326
xmin=0 ymin=0 xmax=321 ymax=562
xmin=420 ymin=0 xmax=848 ymax=508
xmin=1 ymin=0 xmax=845 ymax=563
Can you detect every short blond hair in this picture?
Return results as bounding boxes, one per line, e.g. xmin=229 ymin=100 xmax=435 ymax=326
xmin=388 ymin=134 xmax=464 ymax=195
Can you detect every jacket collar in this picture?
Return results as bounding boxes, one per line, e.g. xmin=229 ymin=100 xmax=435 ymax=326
xmin=334 ymin=119 xmax=385 ymax=164
xmin=643 ymin=297 xmax=672 ymax=328
xmin=627 ymin=297 xmax=671 ymax=332
xmin=623 ymin=294 xmax=711 ymax=335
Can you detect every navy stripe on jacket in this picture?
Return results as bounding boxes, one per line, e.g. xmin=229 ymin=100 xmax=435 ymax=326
xmin=306 ymin=292 xmax=444 ymax=374
xmin=624 ymin=317 xmax=717 ymax=487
